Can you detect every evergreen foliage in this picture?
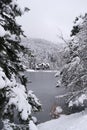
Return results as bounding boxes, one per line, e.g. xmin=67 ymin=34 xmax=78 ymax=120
xmin=58 ymin=14 xmax=87 ymax=111
xmin=0 ymin=0 xmax=26 ymax=82
xmin=0 ymin=0 xmax=41 ymax=129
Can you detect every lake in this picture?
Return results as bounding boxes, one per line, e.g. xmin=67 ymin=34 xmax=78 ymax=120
xmin=26 ymin=71 xmax=66 ymax=123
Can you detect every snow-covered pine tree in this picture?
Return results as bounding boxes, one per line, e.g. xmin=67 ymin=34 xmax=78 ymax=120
xmin=0 ymin=0 xmax=41 ymax=129
xmin=57 ymin=13 xmax=87 ymax=111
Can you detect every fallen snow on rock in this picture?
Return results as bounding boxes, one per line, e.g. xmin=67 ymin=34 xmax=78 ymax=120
xmin=55 ymin=106 xmax=63 ymax=113
xmin=38 ymin=109 xmax=87 ymax=130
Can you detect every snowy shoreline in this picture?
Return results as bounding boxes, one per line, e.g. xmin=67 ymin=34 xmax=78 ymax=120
xmin=26 ymin=69 xmax=58 ymax=73
xmin=38 ymin=109 xmax=87 ymax=130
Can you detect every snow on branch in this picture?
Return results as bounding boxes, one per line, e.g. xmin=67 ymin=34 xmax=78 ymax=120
xmin=0 ymin=67 xmax=41 ymax=122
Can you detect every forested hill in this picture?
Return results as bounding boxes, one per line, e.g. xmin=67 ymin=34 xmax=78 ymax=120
xmin=21 ymin=38 xmax=65 ymax=70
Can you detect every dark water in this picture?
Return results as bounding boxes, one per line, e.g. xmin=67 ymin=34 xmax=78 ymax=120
xmin=26 ymin=71 xmax=66 ymax=123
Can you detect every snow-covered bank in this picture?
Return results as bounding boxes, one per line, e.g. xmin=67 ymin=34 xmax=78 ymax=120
xmin=38 ymin=110 xmax=87 ymax=130
xmin=27 ymin=69 xmax=35 ymax=72
xmin=26 ymin=69 xmax=57 ymax=73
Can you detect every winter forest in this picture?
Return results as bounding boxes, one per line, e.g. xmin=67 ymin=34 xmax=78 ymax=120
xmin=0 ymin=0 xmax=87 ymax=130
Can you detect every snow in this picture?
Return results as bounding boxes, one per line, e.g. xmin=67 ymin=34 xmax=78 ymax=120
xmin=72 ymin=56 xmax=80 ymax=64
xmin=3 ymin=119 xmax=38 ymax=130
xmin=29 ymin=120 xmax=38 ymax=130
xmin=0 ymin=67 xmax=10 ymax=89
xmin=0 ymin=67 xmax=42 ymax=130
xmin=10 ymin=0 xmax=24 ymax=14
xmin=3 ymin=119 xmax=13 ymax=130
xmin=38 ymin=110 xmax=87 ymax=130
xmin=78 ymin=94 xmax=87 ymax=104
xmin=0 ymin=26 xmax=6 ymax=36
xmin=27 ymin=69 xmax=35 ymax=72
xmin=56 ymin=80 xmax=61 ymax=87
xmin=32 ymin=116 xmax=38 ymax=124
xmin=55 ymin=71 xmax=60 ymax=77
xmin=27 ymin=69 xmax=57 ymax=73
xmin=69 ymin=94 xmax=87 ymax=107
xmin=5 ymin=83 xmax=32 ymax=121
xmin=55 ymin=106 xmax=63 ymax=113
xmin=0 ymin=68 xmax=30 ymax=121
xmin=21 ymin=38 xmax=64 ymax=70
xmin=28 ymin=90 xmax=41 ymax=109
xmin=68 ymin=56 xmax=80 ymax=71
xmin=74 ymin=16 xmax=83 ymax=26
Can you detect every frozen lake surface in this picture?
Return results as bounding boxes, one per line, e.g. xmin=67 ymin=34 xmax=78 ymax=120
xmin=26 ymin=71 xmax=66 ymax=123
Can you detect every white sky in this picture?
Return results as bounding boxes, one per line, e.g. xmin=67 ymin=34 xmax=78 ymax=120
xmin=17 ymin=0 xmax=87 ymax=43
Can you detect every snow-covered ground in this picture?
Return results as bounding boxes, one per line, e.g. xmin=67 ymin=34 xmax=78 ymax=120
xmin=27 ymin=69 xmax=57 ymax=73
xmin=27 ymin=69 xmax=35 ymax=72
xmin=38 ymin=109 xmax=87 ymax=130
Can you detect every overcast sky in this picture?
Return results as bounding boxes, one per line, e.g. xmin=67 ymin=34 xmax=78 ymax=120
xmin=17 ymin=0 xmax=87 ymax=43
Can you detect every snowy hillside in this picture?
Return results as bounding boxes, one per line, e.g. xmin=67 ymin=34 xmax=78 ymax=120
xmin=21 ymin=38 xmax=65 ymax=70
xmin=38 ymin=109 xmax=87 ymax=130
